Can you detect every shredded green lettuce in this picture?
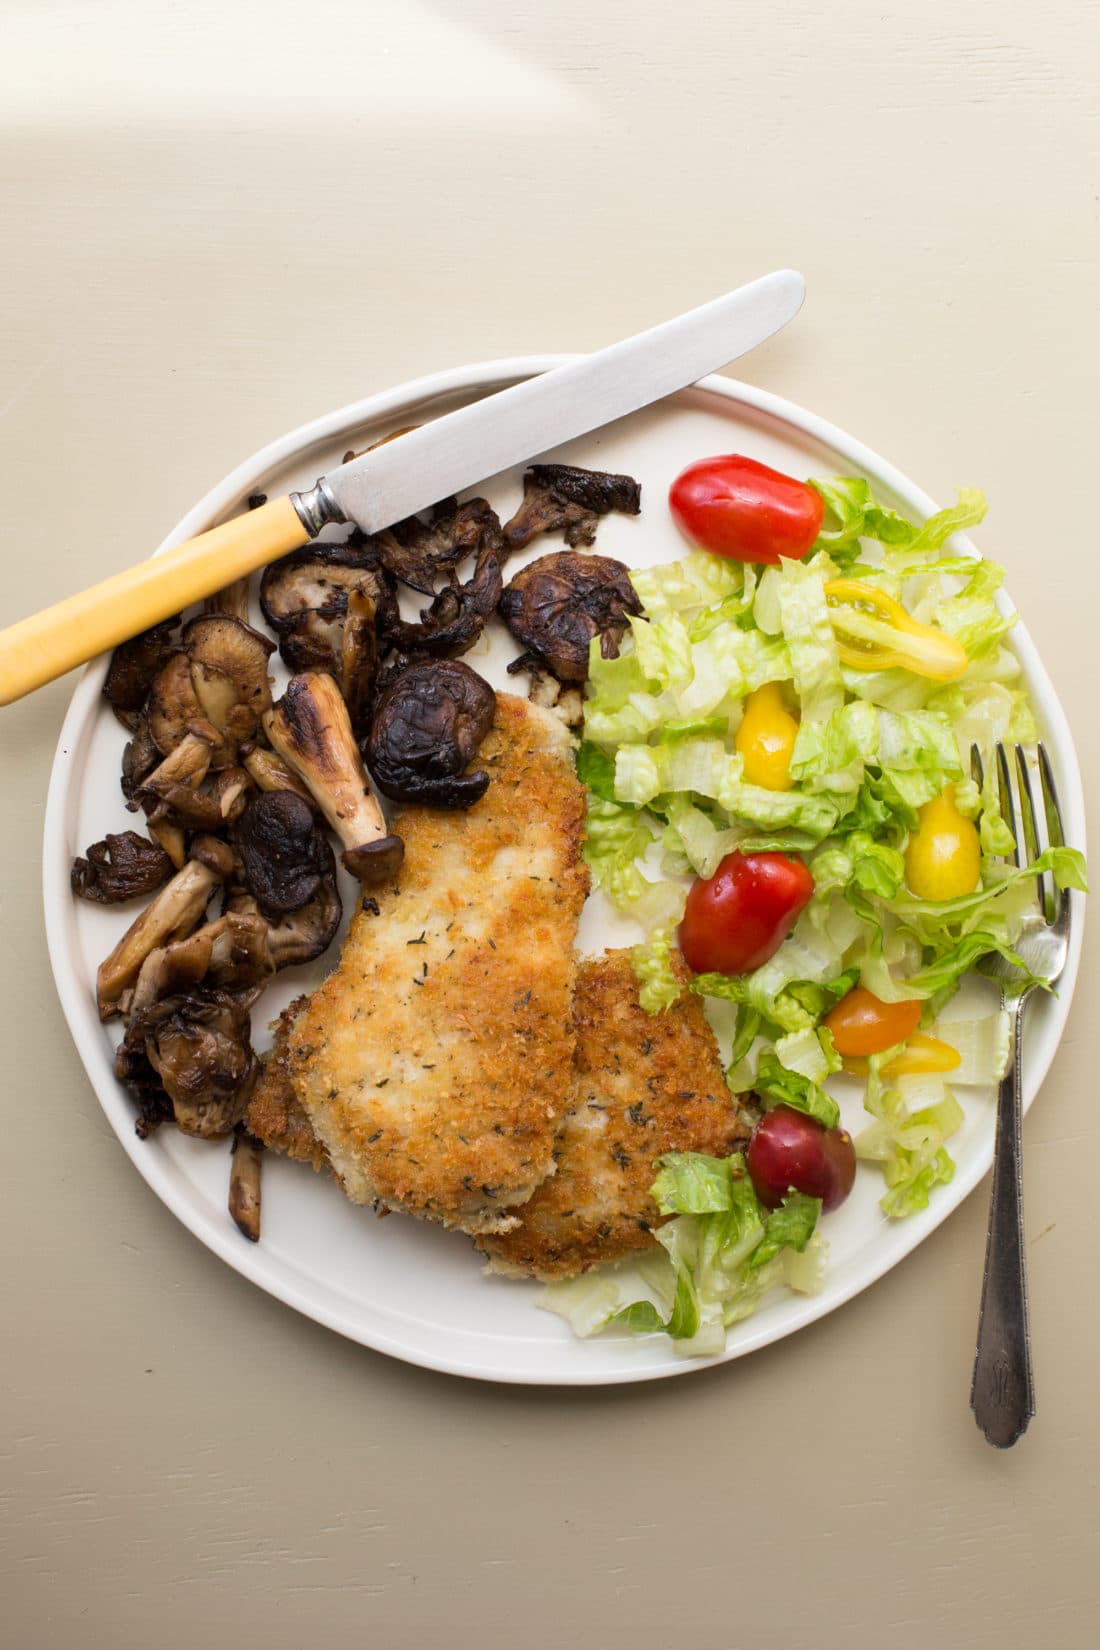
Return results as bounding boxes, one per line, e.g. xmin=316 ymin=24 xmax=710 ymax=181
xmin=854 ymin=1066 xmax=965 ymax=1218
xmin=558 ymin=471 xmax=1086 ymax=1353
xmin=541 ymin=1153 xmax=824 ymax=1355
xmin=631 ymin=926 xmax=683 ymax=1014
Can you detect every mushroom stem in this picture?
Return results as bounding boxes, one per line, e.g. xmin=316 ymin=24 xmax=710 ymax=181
xmin=132 ymin=725 xmax=219 ymax=800
xmin=204 ymin=577 xmax=252 ymax=625
xmin=239 ymin=745 xmax=317 ymax=809
xmin=263 ymin=672 xmax=403 ymax=884
xmin=96 ymin=836 xmax=236 ymax=1020
xmin=229 ymin=1127 xmax=263 ymax=1242
xmin=147 ymin=818 xmax=187 ymax=870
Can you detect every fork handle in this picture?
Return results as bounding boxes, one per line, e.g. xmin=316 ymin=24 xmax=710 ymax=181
xmin=971 ymin=997 xmax=1035 ymax=1447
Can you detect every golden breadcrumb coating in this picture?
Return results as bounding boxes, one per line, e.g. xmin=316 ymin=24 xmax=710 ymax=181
xmin=478 ymin=950 xmax=750 ymax=1280
xmin=284 ymin=693 xmax=589 ymax=1233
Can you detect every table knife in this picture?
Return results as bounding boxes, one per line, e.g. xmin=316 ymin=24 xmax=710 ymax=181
xmin=0 ymin=269 xmax=805 ymax=706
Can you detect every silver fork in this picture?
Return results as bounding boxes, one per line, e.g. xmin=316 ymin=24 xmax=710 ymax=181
xmin=968 ymin=743 xmax=1070 ymax=1448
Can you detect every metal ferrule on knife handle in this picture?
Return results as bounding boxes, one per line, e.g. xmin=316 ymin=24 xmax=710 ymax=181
xmin=288 ymin=478 xmax=347 ymax=538
xmin=0 ymin=271 xmax=805 ymax=707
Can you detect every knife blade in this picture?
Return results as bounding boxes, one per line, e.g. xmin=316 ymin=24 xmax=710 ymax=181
xmin=0 ymin=270 xmax=804 ymax=706
xmin=305 ymin=270 xmax=805 ymax=536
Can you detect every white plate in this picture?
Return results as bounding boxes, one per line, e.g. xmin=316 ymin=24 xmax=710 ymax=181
xmin=43 ymin=361 xmax=1087 ymax=1384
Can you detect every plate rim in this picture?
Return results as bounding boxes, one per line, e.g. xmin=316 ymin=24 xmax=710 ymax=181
xmin=42 ymin=359 xmax=1087 ymax=1384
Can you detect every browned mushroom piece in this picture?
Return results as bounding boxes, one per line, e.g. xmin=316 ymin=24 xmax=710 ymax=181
xmin=372 ymin=496 xmax=503 ymax=595
xmin=203 ymin=576 xmax=251 ymax=625
xmin=366 ymin=661 xmax=496 ymax=809
xmin=225 ymin=880 xmax=342 ymax=971
xmin=238 ymin=744 xmax=318 ymax=810
xmin=71 ymin=831 xmax=175 ymax=905
xmin=147 ymin=618 xmax=274 ymax=768
xmin=264 ymin=672 xmax=403 ymax=884
xmin=115 ymin=988 xmax=257 ymax=1139
xmin=234 ymin=791 xmax=332 ymax=918
xmin=129 ymin=799 xmax=340 ymax=1009
xmin=229 ymin=1125 xmax=263 ymax=1241
xmin=120 ymin=713 xmax=161 ymax=801
xmin=135 ymin=764 xmax=253 ymax=834
xmin=102 ymin=617 xmax=181 ymax=726
xmin=338 ymin=586 xmax=378 ymax=736
xmin=382 ymin=531 xmax=503 ymax=659
xmin=96 ymin=835 xmax=236 ymax=1020
xmin=128 ymin=718 xmax=254 ymax=834
xmin=499 ymin=551 xmax=642 ymax=683
xmin=259 ymin=540 xmax=394 ymax=678
xmin=501 ymin=464 xmax=641 ymax=553
xmin=128 ymin=911 xmax=274 ymax=1013
xmin=147 ymin=819 xmax=187 ymax=871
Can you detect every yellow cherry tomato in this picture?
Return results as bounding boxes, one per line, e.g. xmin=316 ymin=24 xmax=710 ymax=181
xmin=824 ymin=579 xmax=968 ymax=681
xmin=735 ymin=682 xmax=799 ymax=791
xmin=904 ymin=786 xmax=981 ymax=900
xmin=843 ymin=1033 xmax=962 ymax=1078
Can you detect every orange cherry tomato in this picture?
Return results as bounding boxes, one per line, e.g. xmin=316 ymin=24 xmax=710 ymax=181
xmin=823 ymin=986 xmax=922 ymax=1057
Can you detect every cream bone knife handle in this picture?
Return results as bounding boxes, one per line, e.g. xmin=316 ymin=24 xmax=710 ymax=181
xmin=0 ymin=494 xmax=321 ymax=706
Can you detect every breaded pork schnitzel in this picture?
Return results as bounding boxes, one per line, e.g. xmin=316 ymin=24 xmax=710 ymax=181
xmin=478 ymin=950 xmax=750 ymax=1279
xmin=277 ymin=694 xmax=589 ymax=1234
xmin=249 ymin=949 xmax=749 ymax=1277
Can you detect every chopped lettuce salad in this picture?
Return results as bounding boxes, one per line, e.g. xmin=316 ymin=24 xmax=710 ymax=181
xmin=544 ymin=476 xmax=1085 ymax=1355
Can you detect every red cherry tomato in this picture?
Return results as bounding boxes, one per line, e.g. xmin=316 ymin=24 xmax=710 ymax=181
xmin=668 ymin=454 xmax=825 ymax=565
xmin=747 ymin=1106 xmax=856 ymax=1212
xmin=823 ymin=986 xmax=923 ymax=1057
xmin=678 ymin=850 xmax=814 ymax=976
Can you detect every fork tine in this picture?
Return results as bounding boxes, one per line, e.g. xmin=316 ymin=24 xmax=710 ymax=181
xmin=1037 ymin=742 xmax=1069 ymax=928
xmin=970 ymin=743 xmax=985 ymax=790
xmin=1036 ymin=743 xmax=1064 ymax=847
xmin=995 ymin=743 xmax=1020 ymax=868
xmin=1014 ymin=745 xmax=1049 ymax=919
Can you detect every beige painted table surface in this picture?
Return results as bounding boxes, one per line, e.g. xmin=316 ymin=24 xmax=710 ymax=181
xmin=3 ymin=3 xmax=1098 ymax=1646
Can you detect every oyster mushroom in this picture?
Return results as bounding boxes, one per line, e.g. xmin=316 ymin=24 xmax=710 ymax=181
xmin=128 ymin=910 xmax=275 ymax=1013
xmin=96 ymin=835 xmax=236 ymax=1020
xmin=71 ymin=831 xmax=174 ymax=905
xmin=264 ymin=672 xmax=403 ymax=884
xmin=102 ymin=616 xmax=181 ymax=727
xmin=128 ymin=839 xmax=342 ymax=1013
xmin=147 ymin=616 xmax=274 ymax=768
xmin=366 ymin=661 xmax=496 ymax=809
xmin=134 ymin=760 xmax=253 ymax=834
xmin=129 ymin=719 xmax=253 ymax=834
xmin=501 ymin=463 xmax=641 ymax=553
xmin=120 ymin=713 xmax=161 ymax=801
xmin=382 ymin=530 xmax=503 ymax=659
xmin=259 ymin=540 xmax=394 ymax=677
xmin=499 ymin=551 xmax=642 ymax=683
xmin=373 ymin=496 xmax=502 ymax=595
xmin=115 ymin=988 xmax=257 ymax=1139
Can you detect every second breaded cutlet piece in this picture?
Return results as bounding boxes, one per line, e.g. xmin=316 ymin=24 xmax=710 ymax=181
xmin=246 ymin=996 xmax=329 ymax=1174
xmin=285 ymin=694 xmax=589 ymax=1235
xmin=477 ymin=949 xmax=750 ymax=1280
